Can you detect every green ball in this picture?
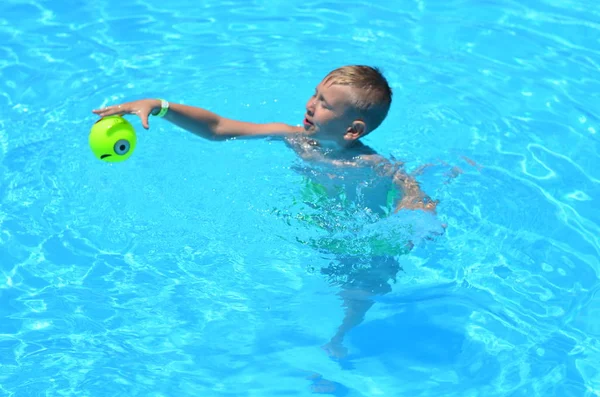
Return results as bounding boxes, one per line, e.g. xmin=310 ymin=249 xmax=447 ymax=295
xmin=89 ymin=115 xmax=137 ymax=162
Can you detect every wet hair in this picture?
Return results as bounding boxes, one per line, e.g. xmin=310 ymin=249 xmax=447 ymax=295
xmin=323 ymin=65 xmax=393 ymax=133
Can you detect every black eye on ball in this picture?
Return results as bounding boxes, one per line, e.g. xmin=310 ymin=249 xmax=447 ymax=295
xmin=114 ymin=139 xmax=130 ymax=155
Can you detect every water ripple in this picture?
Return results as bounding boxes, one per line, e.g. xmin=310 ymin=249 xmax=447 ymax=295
xmin=1 ymin=0 xmax=599 ymax=395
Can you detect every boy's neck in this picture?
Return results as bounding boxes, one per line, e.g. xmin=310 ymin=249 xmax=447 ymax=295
xmin=310 ymin=137 xmax=359 ymax=151
xmin=309 ymin=138 xmax=375 ymax=159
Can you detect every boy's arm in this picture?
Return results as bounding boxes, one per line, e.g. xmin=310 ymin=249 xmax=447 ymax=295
xmin=92 ymin=99 xmax=303 ymax=140
xmin=393 ymin=170 xmax=438 ymax=213
xmin=357 ymin=155 xmax=437 ymax=213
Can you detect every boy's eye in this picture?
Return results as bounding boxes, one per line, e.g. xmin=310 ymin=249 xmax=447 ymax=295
xmin=320 ymin=99 xmax=331 ymax=108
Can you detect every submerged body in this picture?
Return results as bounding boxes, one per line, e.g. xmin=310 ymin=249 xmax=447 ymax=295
xmin=284 ymin=135 xmax=435 ymax=357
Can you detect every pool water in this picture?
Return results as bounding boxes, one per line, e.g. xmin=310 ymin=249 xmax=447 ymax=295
xmin=1 ymin=0 xmax=599 ymax=396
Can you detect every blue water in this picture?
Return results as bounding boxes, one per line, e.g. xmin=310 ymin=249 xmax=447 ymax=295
xmin=1 ymin=0 xmax=599 ymax=396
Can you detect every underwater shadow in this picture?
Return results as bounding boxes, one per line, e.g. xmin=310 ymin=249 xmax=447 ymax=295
xmin=345 ymin=303 xmax=466 ymax=366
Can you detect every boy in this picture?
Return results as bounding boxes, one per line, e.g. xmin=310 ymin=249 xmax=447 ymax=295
xmin=93 ymin=65 xmax=438 ymax=358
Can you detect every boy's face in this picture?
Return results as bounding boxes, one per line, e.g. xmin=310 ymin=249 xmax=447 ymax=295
xmin=303 ymin=81 xmax=362 ymax=143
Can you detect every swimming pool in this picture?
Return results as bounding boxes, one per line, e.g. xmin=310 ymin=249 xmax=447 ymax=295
xmin=1 ymin=0 xmax=599 ymax=395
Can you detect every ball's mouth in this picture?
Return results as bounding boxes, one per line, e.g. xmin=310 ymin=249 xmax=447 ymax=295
xmin=100 ymin=154 xmax=112 ymax=159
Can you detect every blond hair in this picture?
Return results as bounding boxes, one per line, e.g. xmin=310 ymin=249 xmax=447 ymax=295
xmin=323 ymin=65 xmax=393 ymax=133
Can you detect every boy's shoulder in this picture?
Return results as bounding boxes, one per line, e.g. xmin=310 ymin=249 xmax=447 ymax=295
xmin=353 ymin=153 xmax=402 ymax=177
xmin=285 ymin=136 xmax=399 ymax=176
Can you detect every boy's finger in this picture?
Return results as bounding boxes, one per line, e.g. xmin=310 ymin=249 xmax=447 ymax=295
xmin=96 ymin=104 xmax=123 ymax=114
xmin=92 ymin=108 xmax=112 ymax=116
xmin=140 ymin=112 xmax=150 ymax=129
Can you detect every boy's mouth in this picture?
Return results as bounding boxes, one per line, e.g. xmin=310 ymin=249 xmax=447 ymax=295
xmin=303 ymin=117 xmax=313 ymax=127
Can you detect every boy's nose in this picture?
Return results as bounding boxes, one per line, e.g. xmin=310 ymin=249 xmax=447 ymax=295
xmin=306 ymin=98 xmax=316 ymax=113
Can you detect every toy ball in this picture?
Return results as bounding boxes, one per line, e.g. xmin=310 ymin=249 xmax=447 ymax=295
xmin=89 ymin=115 xmax=137 ymax=162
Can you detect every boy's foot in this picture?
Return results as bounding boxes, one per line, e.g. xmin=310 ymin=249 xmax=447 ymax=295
xmin=311 ymin=378 xmax=338 ymax=394
xmin=304 ymin=372 xmax=344 ymax=394
xmin=322 ymin=341 xmax=348 ymax=359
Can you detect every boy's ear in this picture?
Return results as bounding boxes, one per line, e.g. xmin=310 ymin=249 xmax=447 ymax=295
xmin=344 ymin=120 xmax=366 ymax=141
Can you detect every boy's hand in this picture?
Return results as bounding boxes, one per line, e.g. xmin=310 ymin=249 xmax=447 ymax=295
xmin=92 ymin=99 xmax=160 ymax=129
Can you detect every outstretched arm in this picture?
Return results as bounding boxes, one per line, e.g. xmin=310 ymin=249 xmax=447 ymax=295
xmin=92 ymin=99 xmax=303 ymax=141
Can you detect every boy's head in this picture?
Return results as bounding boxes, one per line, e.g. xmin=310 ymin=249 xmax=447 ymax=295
xmin=303 ymin=65 xmax=392 ymax=145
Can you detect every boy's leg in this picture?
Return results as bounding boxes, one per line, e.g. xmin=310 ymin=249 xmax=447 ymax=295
xmin=321 ymin=255 xmax=400 ymax=358
xmin=322 ymin=287 xmax=375 ymax=358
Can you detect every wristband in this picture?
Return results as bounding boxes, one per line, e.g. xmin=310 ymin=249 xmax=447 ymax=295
xmin=154 ymin=99 xmax=169 ymax=117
